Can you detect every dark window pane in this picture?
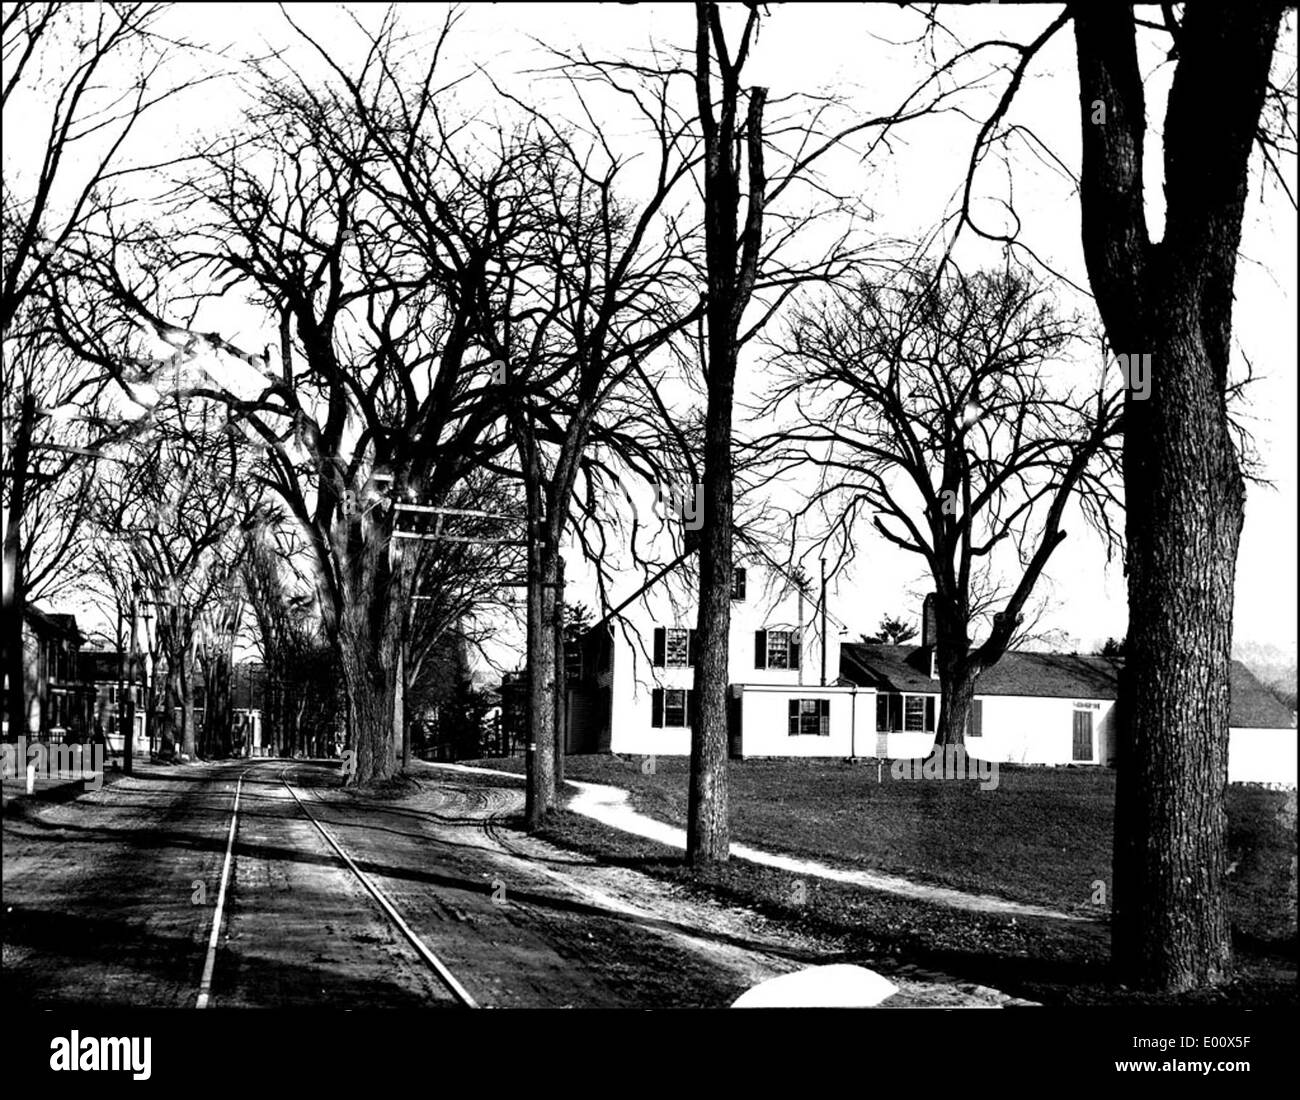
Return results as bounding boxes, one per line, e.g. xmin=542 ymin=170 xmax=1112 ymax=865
xmin=904 ymin=695 xmax=925 ymax=732
xmin=665 ymin=689 xmax=687 ymax=727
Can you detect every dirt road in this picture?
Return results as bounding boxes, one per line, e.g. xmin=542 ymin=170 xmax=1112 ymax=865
xmin=2 ymin=759 xmax=1024 ymax=1008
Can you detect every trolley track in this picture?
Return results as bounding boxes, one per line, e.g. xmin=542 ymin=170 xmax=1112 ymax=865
xmin=197 ymin=759 xmax=477 ymax=1009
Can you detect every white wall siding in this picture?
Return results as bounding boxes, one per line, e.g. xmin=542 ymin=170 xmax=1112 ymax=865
xmin=737 ymin=686 xmax=862 ymax=758
xmin=872 ymin=695 xmax=1115 ymax=765
xmin=967 ymin=695 xmax=1115 ymax=765
xmin=1228 ymin=728 xmax=1297 ymax=786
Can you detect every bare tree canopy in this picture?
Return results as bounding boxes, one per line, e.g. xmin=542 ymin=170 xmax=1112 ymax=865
xmin=761 ymin=258 xmax=1121 ymax=749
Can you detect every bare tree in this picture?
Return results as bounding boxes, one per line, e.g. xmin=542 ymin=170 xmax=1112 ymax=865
xmin=2 ymin=1 xmax=213 ymax=742
xmin=465 ymin=103 xmax=703 ymax=824
xmin=298 ymin=8 xmax=710 ymax=821
xmin=93 ymin=24 xmax=539 ymax=784
xmin=921 ymin=0 xmax=1291 ymax=994
xmin=1073 ymin=3 xmax=1288 ymax=994
xmin=682 ymin=1 xmax=770 ymax=863
xmin=87 ymin=392 xmax=252 ymax=759
xmin=762 ymin=261 xmax=1121 ymax=751
xmin=241 ymin=520 xmax=338 ymax=759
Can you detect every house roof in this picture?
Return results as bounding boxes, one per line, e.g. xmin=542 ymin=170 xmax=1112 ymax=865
xmin=81 ymin=649 xmax=145 ymax=683
xmin=1227 ymin=662 xmax=1296 ymax=729
xmin=839 ymin=644 xmax=1294 ymax=729
xmin=23 ymin=605 xmax=85 ymax=642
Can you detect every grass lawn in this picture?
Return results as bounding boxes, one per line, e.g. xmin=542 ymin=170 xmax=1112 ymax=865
xmin=468 ymin=753 xmax=1297 ymax=1006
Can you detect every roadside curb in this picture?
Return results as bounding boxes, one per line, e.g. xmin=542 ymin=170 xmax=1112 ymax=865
xmin=2 ymin=763 xmax=128 ymax=817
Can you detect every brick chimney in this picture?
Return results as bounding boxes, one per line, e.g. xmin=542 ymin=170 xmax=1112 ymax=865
xmin=921 ymin=594 xmax=937 ymax=648
xmin=922 ymin=594 xmax=938 ymax=680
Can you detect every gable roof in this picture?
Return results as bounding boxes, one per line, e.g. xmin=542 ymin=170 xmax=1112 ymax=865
xmin=840 ymin=644 xmax=1295 ymax=729
xmin=23 ymin=605 xmax=84 ymax=642
xmin=1228 ymin=662 xmax=1296 ymax=729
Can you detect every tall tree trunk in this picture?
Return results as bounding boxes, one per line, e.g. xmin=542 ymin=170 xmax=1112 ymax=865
xmin=268 ymin=664 xmax=281 ymax=756
xmin=215 ymin=653 xmax=232 ymax=757
xmin=933 ymin=659 xmax=976 ymax=751
xmin=687 ymin=4 xmax=766 ymax=864
xmin=525 ymin=539 xmax=558 ymax=828
xmin=335 ymin=569 xmax=402 ymax=784
xmin=688 ymin=437 xmax=732 ymax=862
xmin=162 ymin=654 xmax=180 ymax=752
xmin=330 ymin=512 xmax=404 ymax=785
xmin=396 ymin=639 xmax=409 ymax=771
xmin=1072 ymin=2 xmax=1282 ymax=991
xmin=3 ymin=390 xmax=34 ymax=744
xmin=337 ymin=628 xmax=398 ymax=785
xmin=117 ymin=603 xmax=132 ymax=773
xmin=142 ymin=663 xmax=155 ymax=756
xmin=553 ymin=554 xmax=566 ymax=793
xmin=1111 ymin=302 xmax=1245 ymax=990
xmin=180 ymin=649 xmax=197 ymax=760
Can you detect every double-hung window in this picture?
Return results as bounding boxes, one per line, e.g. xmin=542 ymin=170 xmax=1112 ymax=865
xmin=876 ymin=693 xmax=937 ymax=733
xmin=651 ymin=688 xmax=695 ymax=728
xmin=653 ymin=627 xmax=696 ymax=668
xmin=754 ymin=629 xmax=800 ymax=670
xmin=788 ymin=698 xmax=830 ymax=736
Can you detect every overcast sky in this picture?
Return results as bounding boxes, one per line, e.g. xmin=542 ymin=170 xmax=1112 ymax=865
xmin=16 ymin=3 xmax=1296 ymax=668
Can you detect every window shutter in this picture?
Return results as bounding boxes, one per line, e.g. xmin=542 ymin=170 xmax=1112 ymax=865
xmin=651 ymin=688 xmax=664 ymax=728
xmin=876 ymin=694 xmax=889 ymax=732
xmin=653 ymin=628 xmax=666 ymax=667
xmin=925 ymin=696 xmax=936 ymax=732
xmin=755 ymin=631 xmax=767 ymax=669
xmin=789 ymin=633 xmax=801 ymax=670
xmin=970 ymin=699 xmax=983 ymax=738
xmin=788 ymin=699 xmax=799 ymax=736
xmin=688 ymin=629 xmax=698 ymax=667
xmin=820 ymin=698 xmax=830 ymax=736
xmin=890 ymin=694 xmax=903 ymax=731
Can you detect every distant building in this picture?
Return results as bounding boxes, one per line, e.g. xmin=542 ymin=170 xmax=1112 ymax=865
xmin=9 ymin=607 xmax=97 ymax=741
xmin=498 ymin=670 xmax=527 ymax=756
xmin=564 ymin=571 xmax=1297 ymax=786
xmin=230 ymin=662 xmax=266 ymax=755
xmin=80 ymin=649 xmax=148 ymax=754
xmin=566 ymin=560 xmax=842 ymax=757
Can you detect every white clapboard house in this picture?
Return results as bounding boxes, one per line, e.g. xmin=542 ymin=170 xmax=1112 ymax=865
xmin=564 ymin=564 xmax=1297 ymax=785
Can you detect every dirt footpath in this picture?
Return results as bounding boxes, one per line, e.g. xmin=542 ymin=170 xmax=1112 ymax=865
xmin=406 ymin=761 xmax=1035 ymax=1007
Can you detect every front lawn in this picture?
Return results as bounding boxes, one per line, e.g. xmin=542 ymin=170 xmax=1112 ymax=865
xmin=470 ymin=753 xmax=1296 ymax=950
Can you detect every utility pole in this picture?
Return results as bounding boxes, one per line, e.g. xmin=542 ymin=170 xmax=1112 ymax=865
xmin=119 ymin=598 xmax=133 ymax=775
xmin=553 ymin=552 xmax=566 ymax=787
xmin=390 ymin=499 xmax=529 ymax=771
xmin=398 ymin=633 xmax=410 ymax=771
xmin=820 ymin=557 xmax=828 ymax=688
xmin=3 ymin=391 xmax=35 ymax=747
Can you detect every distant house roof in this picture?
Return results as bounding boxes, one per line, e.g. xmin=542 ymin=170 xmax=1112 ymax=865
xmin=80 ymin=649 xmax=144 ymax=683
xmin=23 ymin=605 xmax=85 ymax=642
xmin=1228 ymin=662 xmax=1296 ymax=729
xmin=839 ymin=644 xmax=1294 ymax=730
